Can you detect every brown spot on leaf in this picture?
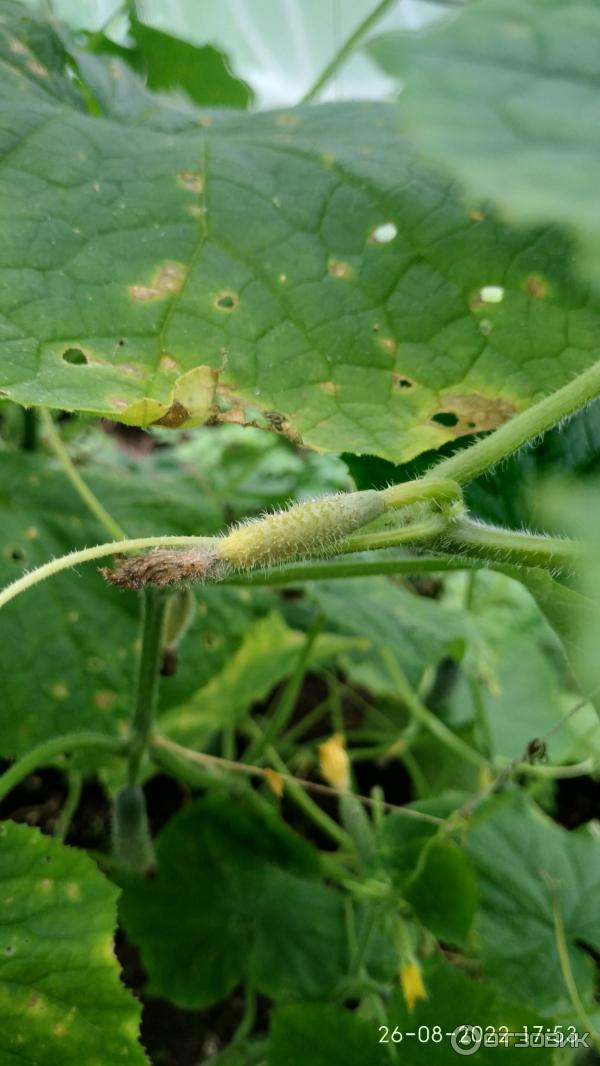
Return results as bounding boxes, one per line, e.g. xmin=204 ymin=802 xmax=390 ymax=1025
xmin=378 ymin=336 xmax=397 ymax=357
xmin=431 ymin=393 xmax=516 ymax=436
xmin=178 ymin=171 xmax=204 ymax=194
xmin=159 ymin=354 xmax=178 ymax=371
xmin=276 ymin=113 xmax=298 ymax=128
xmin=320 ymin=380 xmax=338 ymax=395
xmin=523 ymin=274 xmax=548 ymax=299
xmin=328 ymin=259 xmax=352 ymax=280
xmin=94 ymin=690 xmax=117 ymax=710
xmin=27 ymin=60 xmax=47 ymax=77
xmin=153 ymin=401 xmax=190 ymax=428
xmin=130 ymin=261 xmax=186 ymax=302
xmin=469 ymin=209 xmax=484 ymax=222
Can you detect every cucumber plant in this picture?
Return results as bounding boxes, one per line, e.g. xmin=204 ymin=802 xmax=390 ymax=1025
xmin=2 ymin=2 xmax=600 ymax=1064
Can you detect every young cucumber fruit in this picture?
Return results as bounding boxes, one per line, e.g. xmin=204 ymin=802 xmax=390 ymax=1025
xmin=219 ymin=490 xmax=384 ymax=569
xmin=112 ymin=785 xmax=156 ymax=875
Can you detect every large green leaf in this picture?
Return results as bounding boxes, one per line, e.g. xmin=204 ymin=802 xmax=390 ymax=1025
xmin=383 ymin=956 xmax=550 ymax=1064
xmin=466 ymin=795 xmax=600 ymax=1012
xmin=269 ymin=1004 xmax=391 ymax=1066
xmin=0 ymin=819 xmax=147 ymax=1065
xmin=369 ymin=0 xmax=600 ymax=289
xmin=127 ymin=18 xmax=252 ymax=109
xmin=119 ymin=794 xmax=350 ymax=1009
xmin=0 ymin=448 xmax=267 ymax=758
xmin=308 ymin=577 xmax=469 ymax=691
xmin=2 ymin=7 xmax=600 ymax=461
xmin=160 ymin=610 xmax=360 ymax=749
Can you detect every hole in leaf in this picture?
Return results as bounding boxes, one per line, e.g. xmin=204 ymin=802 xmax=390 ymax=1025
xmin=432 ymin=411 xmax=458 ymax=427
xmin=371 ymin=221 xmax=398 ymax=244
xmin=398 ymin=379 xmax=412 ymax=389
xmin=214 ymin=291 xmax=238 ymax=312
xmin=7 ymin=545 xmax=26 ymax=563
xmin=62 ymin=348 xmax=87 ymax=366
xmin=479 ymin=285 xmax=504 ymax=304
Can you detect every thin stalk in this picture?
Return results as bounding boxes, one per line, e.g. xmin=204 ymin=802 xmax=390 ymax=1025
xmin=283 ymin=695 xmax=331 ymax=743
xmin=447 ymin=517 xmax=580 ymax=570
xmin=228 ymin=985 xmax=257 ymax=1049
xmin=301 ymin=0 xmax=396 ymax=103
xmin=242 ymin=614 xmax=324 ymax=764
xmin=464 ymin=572 xmax=493 ymax=757
xmin=0 ymin=733 xmax=124 ymax=803
xmin=40 ymin=409 xmax=127 ymax=541
xmin=226 ymin=554 xmax=475 ymax=587
xmin=152 ymin=734 xmax=444 ymax=825
xmin=127 ymin=588 xmax=168 ymax=785
xmin=22 ymin=408 xmax=38 ymax=451
xmin=381 ymin=648 xmax=489 ymax=771
xmin=328 ymin=675 xmax=345 ymax=736
xmin=0 ymin=534 xmax=214 ymax=611
xmin=340 ymin=513 xmax=447 ymax=553
xmin=53 ymin=769 xmax=82 ymax=840
xmin=350 ymin=900 xmax=383 ymax=978
xmin=243 ymin=718 xmax=352 ymax=848
xmin=501 ymin=757 xmax=596 ymax=780
xmin=380 ymin=477 xmax=463 ymax=513
xmin=430 ymin=359 xmax=600 ymax=485
xmin=543 ymin=872 xmax=600 ymax=1054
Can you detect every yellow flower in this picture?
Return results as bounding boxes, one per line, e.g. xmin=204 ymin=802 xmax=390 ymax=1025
xmin=400 ymin=959 xmax=427 ymax=1012
xmin=318 ymin=733 xmax=350 ymax=791
xmin=264 ymin=767 xmax=284 ymax=798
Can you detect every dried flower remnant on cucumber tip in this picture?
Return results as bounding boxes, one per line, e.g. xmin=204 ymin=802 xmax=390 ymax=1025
xmin=102 ymin=491 xmax=384 ymax=590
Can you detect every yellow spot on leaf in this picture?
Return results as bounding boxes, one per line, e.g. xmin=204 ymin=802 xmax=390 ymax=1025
xmin=378 ymin=336 xmax=397 ymax=357
xmin=431 ymin=393 xmax=516 ymax=436
xmin=275 ymin=113 xmax=298 ymax=128
xmin=320 ymin=380 xmax=338 ymax=395
xmin=50 ymin=682 xmax=68 ymax=700
xmin=114 ymin=366 xmax=219 ymax=430
xmin=27 ymin=59 xmax=47 ymax=77
xmin=177 ymin=171 xmax=204 ymax=194
xmin=129 ymin=261 xmax=186 ymax=302
xmin=94 ymin=690 xmax=117 ymax=710
xmin=24 ymin=526 xmax=38 ymax=540
xmin=66 ymin=882 xmax=81 ymax=901
xmin=328 ymin=258 xmax=352 ymax=281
